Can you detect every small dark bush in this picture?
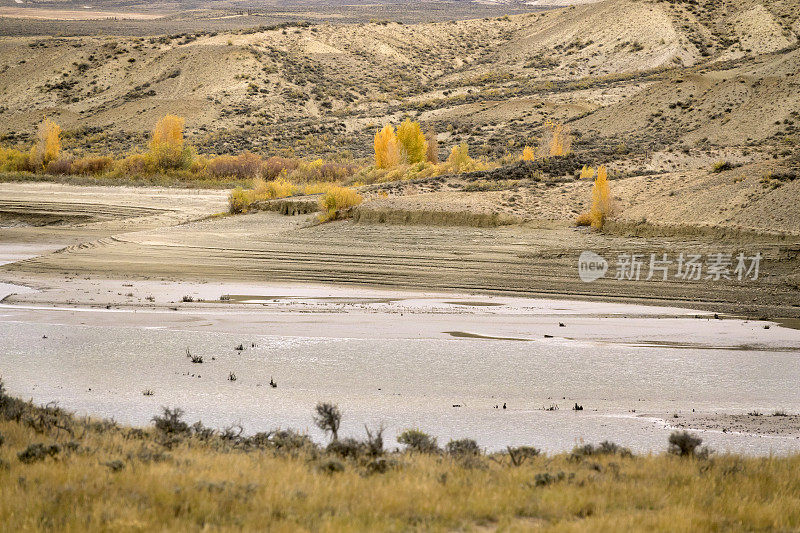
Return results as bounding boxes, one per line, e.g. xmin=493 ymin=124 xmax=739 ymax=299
xmin=104 ymin=460 xmax=125 ymax=472
xmin=445 ymin=438 xmax=481 ymax=457
xmin=397 ymin=429 xmax=439 ymax=453
xmin=317 ymin=459 xmax=345 ymax=474
xmin=534 ymin=471 xmax=566 ymax=487
xmin=0 ymin=431 xmax=4 ymax=448
xmin=668 ymin=431 xmax=703 ymax=457
xmin=269 ymin=429 xmax=315 ymax=452
xmin=18 ymin=443 xmax=60 ymax=464
xmin=152 ymin=407 xmax=190 ymax=435
xmin=327 ymin=437 xmax=364 ymax=459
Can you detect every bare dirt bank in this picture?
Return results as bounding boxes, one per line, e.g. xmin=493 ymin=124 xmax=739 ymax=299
xmin=1 ymin=182 xmax=798 ymax=320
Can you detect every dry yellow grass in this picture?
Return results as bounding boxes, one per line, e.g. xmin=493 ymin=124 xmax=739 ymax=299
xmin=2 ymin=396 xmax=800 ymax=532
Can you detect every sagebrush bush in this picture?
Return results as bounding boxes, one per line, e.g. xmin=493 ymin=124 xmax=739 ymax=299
xmin=446 ymin=438 xmax=481 ymax=457
xmin=397 ymin=429 xmax=438 ymax=453
xmin=152 ymin=407 xmax=190 ymax=436
xmin=668 ymin=431 xmax=702 ymax=457
xmin=319 ymin=186 xmax=363 ymax=221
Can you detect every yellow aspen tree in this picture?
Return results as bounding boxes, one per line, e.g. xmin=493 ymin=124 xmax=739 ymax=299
xmin=150 ymin=115 xmax=184 ymax=150
xmin=580 ymin=165 xmax=596 ymax=180
xmin=29 ymin=118 xmax=61 ymax=168
xmin=589 ymin=165 xmax=610 ymax=229
xmin=374 ymin=124 xmax=400 ymax=169
xmin=396 ymin=119 xmax=427 ymax=164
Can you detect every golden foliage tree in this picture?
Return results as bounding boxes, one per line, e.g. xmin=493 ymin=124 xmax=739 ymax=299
xmin=148 ymin=115 xmax=193 ymax=171
xmin=589 ymin=165 xmax=610 ymax=229
xmin=579 ymin=165 xmax=595 ymax=180
xmin=396 ymin=119 xmax=427 ymax=165
xmin=29 ymin=118 xmax=61 ymax=168
xmin=150 ymin=115 xmax=185 ymax=149
xmin=374 ymin=124 xmax=400 ymax=169
xmin=522 ymin=146 xmax=535 ymax=161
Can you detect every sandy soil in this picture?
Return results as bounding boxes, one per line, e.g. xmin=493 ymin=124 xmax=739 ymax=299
xmin=652 ymin=412 xmax=800 ymax=438
xmin=0 ymin=7 xmax=163 ymax=20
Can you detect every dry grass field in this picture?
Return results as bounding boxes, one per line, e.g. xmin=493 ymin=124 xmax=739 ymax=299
xmin=2 ymin=381 xmax=800 ymax=532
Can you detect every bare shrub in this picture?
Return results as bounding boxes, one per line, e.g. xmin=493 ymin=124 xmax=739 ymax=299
xmin=364 ymin=424 xmax=385 ymax=457
xmin=207 ymin=152 xmax=262 ymax=179
xmin=45 ymin=157 xmax=73 ymax=175
xmin=313 ymin=402 xmax=341 ymax=442
xmin=507 ymin=445 xmax=540 ymax=466
xmin=71 ymin=156 xmax=113 ymax=175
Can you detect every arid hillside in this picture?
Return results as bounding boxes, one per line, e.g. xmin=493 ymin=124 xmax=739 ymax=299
xmin=0 ymin=0 xmax=797 ymax=159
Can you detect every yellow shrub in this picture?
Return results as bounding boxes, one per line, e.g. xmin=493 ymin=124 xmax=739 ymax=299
xmin=29 ymin=118 xmax=61 ymax=169
xmin=396 ymin=119 xmax=427 ymax=164
xmin=444 ymin=143 xmax=486 ymax=173
xmin=522 ymin=146 xmax=535 ymax=161
xmin=303 ymin=182 xmax=337 ymax=195
xmin=579 ymin=165 xmax=595 ymax=180
xmin=253 ymin=177 xmax=296 ymax=200
xmin=229 ymin=187 xmax=250 ymax=214
xmin=542 ymin=120 xmax=572 ymax=157
xmin=0 ymin=146 xmax=31 ymax=172
xmin=374 ymin=125 xmax=400 ymax=169
xmin=319 ymin=186 xmax=363 ymax=221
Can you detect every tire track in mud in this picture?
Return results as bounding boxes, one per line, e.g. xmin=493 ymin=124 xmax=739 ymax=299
xmin=9 ymin=225 xmax=796 ymax=316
